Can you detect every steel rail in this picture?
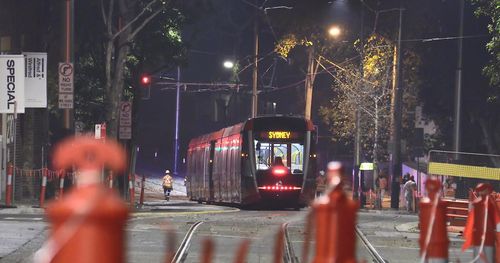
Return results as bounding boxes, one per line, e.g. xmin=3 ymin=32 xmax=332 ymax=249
xmin=355 ymin=226 xmax=386 ymax=263
xmin=171 ymin=221 xmax=204 ymax=263
xmin=283 ymin=222 xmax=299 ymax=263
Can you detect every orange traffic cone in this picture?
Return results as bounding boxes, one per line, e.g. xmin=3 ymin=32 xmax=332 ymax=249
xmin=419 ymin=179 xmax=449 ymax=262
xmin=34 ymin=137 xmax=129 ymax=263
xmin=463 ymin=183 xmax=496 ymax=263
xmin=312 ymin=161 xmax=358 ymax=263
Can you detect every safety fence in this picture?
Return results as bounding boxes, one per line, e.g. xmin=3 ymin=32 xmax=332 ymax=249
xmin=3 ymin=164 xmax=76 ymax=207
xmin=1 ymin=165 xmax=165 ymax=208
xmin=428 ymin=150 xmax=500 ymax=199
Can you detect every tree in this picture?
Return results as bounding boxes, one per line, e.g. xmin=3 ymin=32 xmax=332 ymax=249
xmin=470 ymin=0 xmax=500 ymax=87
xmin=72 ymin=1 xmax=205 ymax=134
xmin=319 ymin=35 xmax=412 ymax=172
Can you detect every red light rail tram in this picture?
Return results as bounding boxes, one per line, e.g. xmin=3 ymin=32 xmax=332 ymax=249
xmin=186 ymin=116 xmax=317 ymax=208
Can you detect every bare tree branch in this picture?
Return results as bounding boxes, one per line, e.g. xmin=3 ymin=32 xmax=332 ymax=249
xmin=112 ymin=0 xmax=166 ymax=41
xmin=129 ymin=7 xmax=164 ymax=40
xmin=100 ymin=0 xmax=108 ymax=27
xmin=107 ymin=0 xmax=115 ymax=35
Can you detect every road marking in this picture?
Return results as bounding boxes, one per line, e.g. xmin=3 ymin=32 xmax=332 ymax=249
xmin=197 ymin=234 xmax=259 ymax=240
xmin=131 ymin=208 xmax=240 ymax=219
xmin=3 ymin=217 xmax=43 ymax=221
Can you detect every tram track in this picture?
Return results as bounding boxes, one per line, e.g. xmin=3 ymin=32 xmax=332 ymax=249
xmin=355 ymin=226 xmax=386 ymax=263
xmin=283 ymin=222 xmax=299 ymax=263
xmin=171 ymin=221 xmax=204 ymax=263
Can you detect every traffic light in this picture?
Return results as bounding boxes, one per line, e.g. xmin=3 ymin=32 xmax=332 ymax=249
xmin=140 ymin=74 xmax=151 ymax=86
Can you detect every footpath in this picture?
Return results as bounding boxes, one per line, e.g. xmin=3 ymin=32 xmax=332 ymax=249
xmin=357 ymin=208 xmax=473 ymax=262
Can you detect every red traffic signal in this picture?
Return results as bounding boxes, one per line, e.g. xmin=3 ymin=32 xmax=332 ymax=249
xmin=140 ymin=74 xmax=151 ymax=86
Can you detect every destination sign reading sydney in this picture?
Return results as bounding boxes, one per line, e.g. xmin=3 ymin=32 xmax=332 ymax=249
xmin=261 ymin=131 xmax=299 ymax=140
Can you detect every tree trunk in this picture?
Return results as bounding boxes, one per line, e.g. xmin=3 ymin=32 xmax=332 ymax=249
xmin=477 ymin=117 xmax=500 ymax=167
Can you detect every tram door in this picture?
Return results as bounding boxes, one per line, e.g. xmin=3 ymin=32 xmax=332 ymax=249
xmin=208 ymin=140 xmax=215 ymax=201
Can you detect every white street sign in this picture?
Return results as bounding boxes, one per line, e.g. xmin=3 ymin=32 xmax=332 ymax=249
xmin=58 ymin=62 xmax=74 ymax=109
xmin=0 ymin=55 xmax=25 ymax=113
xmin=119 ymin=101 xmax=132 ymax=140
xmin=119 ymin=126 xmax=132 ymax=140
xmin=95 ymin=124 xmax=101 ymax=139
xmin=58 ymin=93 xmax=73 ymax=109
xmin=24 ymin=52 xmax=47 ymax=108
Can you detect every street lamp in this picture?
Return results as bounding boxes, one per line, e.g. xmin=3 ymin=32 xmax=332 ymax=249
xmin=328 ymin=25 xmax=342 ymax=38
xmin=223 ymin=60 xmax=234 ymax=69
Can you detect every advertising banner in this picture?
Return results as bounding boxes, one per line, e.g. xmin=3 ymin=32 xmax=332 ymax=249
xmin=24 ymin=52 xmax=47 ymax=108
xmin=0 ymin=55 xmax=25 ymax=113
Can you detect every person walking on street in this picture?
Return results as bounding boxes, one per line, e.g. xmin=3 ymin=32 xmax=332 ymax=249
xmin=404 ymin=175 xmax=417 ymax=212
xmin=376 ymin=173 xmax=388 ymax=208
xmin=162 ymin=170 xmax=173 ymax=201
xmin=316 ymin=171 xmax=326 ymax=197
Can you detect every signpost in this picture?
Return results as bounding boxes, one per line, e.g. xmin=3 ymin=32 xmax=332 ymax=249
xmin=58 ymin=62 xmax=74 ymax=109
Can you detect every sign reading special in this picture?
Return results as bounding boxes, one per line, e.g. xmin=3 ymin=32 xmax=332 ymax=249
xmin=0 ymin=55 xmax=25 ymax=114
xmin=24 ymin=52 xmax=47 ymax=108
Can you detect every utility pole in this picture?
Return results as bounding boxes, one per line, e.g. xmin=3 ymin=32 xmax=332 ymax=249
xmin=453 ymin=0 xmax=464 ymax=154
xmin=353 ymin=7 xmax=364 ymax=200
xmin=62 ymin=0 xmax=74 ymax=130
xmin=251 ymin=5 xmax=259 ymax=118
xmin=304 ymin=46 xmax=315 ymax=120
xmin=390 ymin=6 xmax=404 ymax=209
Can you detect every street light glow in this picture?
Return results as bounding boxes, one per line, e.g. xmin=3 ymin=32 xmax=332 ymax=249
xmin=328 ymin=26 xmax=341 ymax=37
xmin=223 ymin=60 xmax=234 ymax=69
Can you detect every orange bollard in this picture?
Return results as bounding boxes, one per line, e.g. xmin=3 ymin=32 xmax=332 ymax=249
xmin=40 ymin=168 xmax=48 ymax=207
xmin=419 ymin=179 xmax=449 ymax=262
xmin=463 ymin=183 xmax=496 ymax=263
xmin=34 ymin=137 xmax=128 ymax=263
xmin=128 ymin=174 xmax=135 ymax=208
xmin=139 ymin=175 xmax=145 ymax=206
xmin=5 ymin=163 xmax=13 ymax=206
xmin=495 ymin=195 xmax=500 ymax=262
xmin=200 ymin=239 xmax=214 ymax=263
xmin=312 ymin=161 xmax=358 ymax=263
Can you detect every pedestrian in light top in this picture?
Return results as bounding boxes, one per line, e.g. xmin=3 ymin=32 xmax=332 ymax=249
xmin=404 ymin=175 xmax=417 ymax=212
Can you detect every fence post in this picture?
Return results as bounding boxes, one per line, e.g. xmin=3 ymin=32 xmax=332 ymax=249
xmin=40 ymin=168 xmax=48 ymax=207
xmin=58 ymin=171 xmax=65 ymax=199
xmin=140 ymin=175 xmax=145 ymax=206
xmin=128 ymin=174 xmax=135 ymax=208
xmin=108 ymin=171 xmax=113 ymax=189
xmin=5 ymin=163 xmax=13 ymax=206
